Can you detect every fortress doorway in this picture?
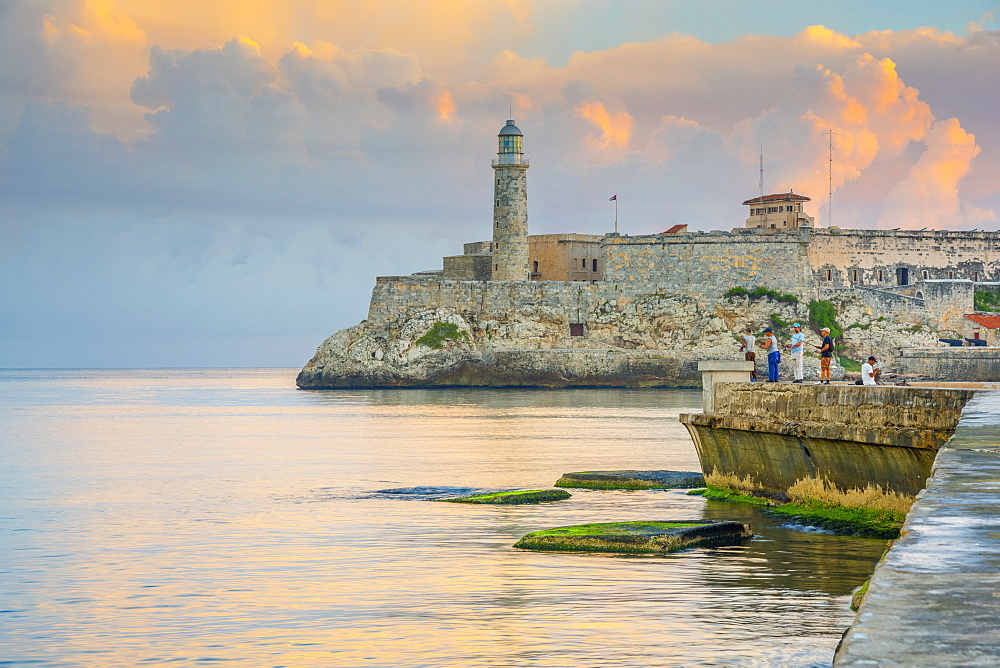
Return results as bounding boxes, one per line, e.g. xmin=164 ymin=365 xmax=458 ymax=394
xmin=896 ymin=267 xmax=910 ymax=286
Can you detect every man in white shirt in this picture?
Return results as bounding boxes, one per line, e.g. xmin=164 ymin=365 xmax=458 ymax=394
xmin=861 ymin=356 xmax=880 ymax=385
xmin=786 ymin=323 xmax=805 ymax=383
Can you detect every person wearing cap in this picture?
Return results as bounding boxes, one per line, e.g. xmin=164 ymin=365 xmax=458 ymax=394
xmin=785 ymin=323 xmax=805 ymax=383
xmin=759 ymin=327 xmax=780 ymax=382
xmin=861 ymin=356 xmax=880 ymax=385
xmin=814 ymin=327 xmax=834 ymax=384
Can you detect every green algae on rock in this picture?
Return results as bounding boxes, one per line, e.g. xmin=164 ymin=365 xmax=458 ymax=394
xmin=688 ymin=486 xmax=904 ymax=538
xmin=554 ymin=470 xmax=705 ymax=490
xmin=437 ymin=489 xmax=571 ymax=505
xmin=513 ymin=520 xmax=752 ymax=554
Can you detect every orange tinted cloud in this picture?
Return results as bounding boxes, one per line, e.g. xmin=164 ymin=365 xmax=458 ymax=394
xmin=879 ymin=118 xmax=993 ymax=228
xmin=433 ymin=90 xmax=457 ymax=121
xmin=576 ymin=101 xmax=632 ymax=147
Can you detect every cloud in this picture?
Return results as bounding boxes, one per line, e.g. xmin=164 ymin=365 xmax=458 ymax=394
xmin=878 ymin=118 xmax=994 ymax=228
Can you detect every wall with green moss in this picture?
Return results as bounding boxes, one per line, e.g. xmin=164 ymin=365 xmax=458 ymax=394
xmin=680 ymin=383 xmax=975 ymax=497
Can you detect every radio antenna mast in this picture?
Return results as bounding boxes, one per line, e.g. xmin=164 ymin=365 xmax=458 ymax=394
xmin=826 ymin=129 xmax=838 ymax=226
xmin=759 ymin=147 xmax=766 ymax=226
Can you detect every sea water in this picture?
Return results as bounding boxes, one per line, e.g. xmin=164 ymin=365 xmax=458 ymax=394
xmin=0 ymin=369 xmax=885 ymax=667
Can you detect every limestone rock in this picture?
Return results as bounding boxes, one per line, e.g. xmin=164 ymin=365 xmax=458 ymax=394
xmin=512 ymin=520 xmax=753 ymax=553
xmin=554 ymin=470 xmax=705 ymax=490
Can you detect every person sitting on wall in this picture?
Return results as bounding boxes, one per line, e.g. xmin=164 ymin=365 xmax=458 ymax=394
xmin=813 ymin=327 xmax=834 ymax=385
xmin=759 ymin=327 xmax=780 ymax=382
xmin=785 ymin=323 xmax=805 ymax=383
xmin=739 ymin=326 xmax=757 ymax=382
xmin=859 ymin=356 xmax=881 ymax=386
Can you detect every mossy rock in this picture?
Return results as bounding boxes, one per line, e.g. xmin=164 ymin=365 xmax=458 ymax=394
xmin=513 ymin=520 xmax=752 ymax=554
xmin=436 ymin=489 xmax=571 ymax=505
xmin=766 ymin=504 xmax=902 ymax=539
xmin=555 ymin=470 xmax=705 ymax=490
xmin=689 ymin=486 xmax=903 ymax=538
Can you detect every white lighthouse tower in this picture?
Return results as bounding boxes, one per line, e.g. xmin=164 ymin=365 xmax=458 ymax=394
xmin=491 ymin=119 xmax=529 ymax=281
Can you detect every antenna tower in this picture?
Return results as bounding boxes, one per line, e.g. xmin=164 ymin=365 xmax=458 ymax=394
xmin=759 ymin=147 xmax=765 ymax=226
xmin=826 ymin=129 xmax=838 ymax=226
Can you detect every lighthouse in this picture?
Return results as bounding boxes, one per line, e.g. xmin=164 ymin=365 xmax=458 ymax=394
xmin=491 ymin=119 xmax=529 ymax=281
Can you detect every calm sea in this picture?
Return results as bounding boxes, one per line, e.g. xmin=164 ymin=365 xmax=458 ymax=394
xmin=0 ymin=369 xmax=885 ymax=667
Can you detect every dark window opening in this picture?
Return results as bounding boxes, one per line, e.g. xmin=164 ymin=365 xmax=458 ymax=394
xmin=592 ymin=259 xmax=598 ymax=272
xmin=897 ymin=267 xmax=910 ymax=286
xmin=877 ymin=270 xmax=883 ymax=281
xmin=569 ymin=323 xmax=584 ymax=337
xmin=922 ymin=270 xmax=929 ymax=280
xmin=948 ymin=271 xmax=954 ymax=279
xmin=825 ymin=269 xmax=832 ymax=281
xmin=852 ymin=269 xmax=858 ymax=283
xmin=582 ymin=258 xmax=587 ymax=268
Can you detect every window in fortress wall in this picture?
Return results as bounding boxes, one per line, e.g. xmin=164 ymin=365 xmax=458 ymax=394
xmin=878 ymin=270 xmax=883 ymax=282
xmin=825 ymin=269 xmax=832 ymax=281
xmin=593 ymin=259 xmax=598 ymax=272
xmin=852 ymin=269 xmax=858 ymax=282
xmin=923 ymin=270 xmax=929 ymax=279
xmin=570 ymin=323 xmax=584 ymax=337
xmin=948 ymin=271 xmax=954 ymax=279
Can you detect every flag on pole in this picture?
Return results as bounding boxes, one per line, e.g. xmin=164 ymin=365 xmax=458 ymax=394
xmin=609 ymin=195 xmax=617 ymax=201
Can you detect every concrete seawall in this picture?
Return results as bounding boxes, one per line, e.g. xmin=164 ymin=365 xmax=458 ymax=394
xmin=834 ymin=390 xmax=1000 ymax=666
xmin=680 ymin=384 xmax=976 ymax=497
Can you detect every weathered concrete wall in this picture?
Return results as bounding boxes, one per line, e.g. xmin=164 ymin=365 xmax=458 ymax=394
xmin=598 ymin=227 xmax=1000 ymax=308
xmin=807 ymin=228 xmax=1000 ymax=288
xmin=680 ymin=383 xmax=975 ymax=497
xmin=442 ymin=254 xmax=492 ymax=280
xmin=835 ymin=390 xmax=1000 ymax=666
xmin=891 ymin=346 xmax=1000 ymax=381
xmin=601 ymin=230 xmax=814 ymax=302
xmin=528 ymin=233 xmax=603 ymax=282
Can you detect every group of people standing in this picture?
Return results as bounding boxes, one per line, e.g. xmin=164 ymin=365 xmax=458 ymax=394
xmin=739 ymin=324 xmax=835 ymax=384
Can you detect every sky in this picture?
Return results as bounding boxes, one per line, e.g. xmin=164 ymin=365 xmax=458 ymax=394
xmin=1 ymin=0 xmax=999 ymax=368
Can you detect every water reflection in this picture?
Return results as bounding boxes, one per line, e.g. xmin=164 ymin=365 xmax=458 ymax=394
xmin=0 ymin=370 xmax=878 ymax=667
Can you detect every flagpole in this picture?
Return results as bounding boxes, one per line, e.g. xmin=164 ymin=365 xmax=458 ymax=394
xmin=615 ymin=198 xmax=618 ymax=234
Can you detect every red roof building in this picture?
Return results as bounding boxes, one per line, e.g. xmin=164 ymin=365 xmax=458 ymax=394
xmin=966 ymin=314 xmax=1000 ymax=329
xmin=743 ymin=190 xmax=815 ymax=231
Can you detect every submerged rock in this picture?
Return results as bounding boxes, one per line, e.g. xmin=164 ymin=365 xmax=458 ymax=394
xmin=513 ymin=520 xmax=752 ymax=554
xmin=437 ymin=489 xmax=572 ymax=505
xmin=554 ymin=470 xmax=705 ymax=490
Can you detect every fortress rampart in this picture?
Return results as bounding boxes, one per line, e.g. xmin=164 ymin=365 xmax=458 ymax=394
xmin=600 ymin=227 xmax=1000 ymax=303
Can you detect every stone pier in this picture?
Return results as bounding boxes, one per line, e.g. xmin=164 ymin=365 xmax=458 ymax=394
xmin=680 ymin=382 xmax=975 ymax=497
xmin=834 ymin=390 xmax=1000 ymax=666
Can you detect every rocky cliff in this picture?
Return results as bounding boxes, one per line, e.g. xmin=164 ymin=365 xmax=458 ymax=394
xmin=295 ymin=277 xmax=959 ymax=389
